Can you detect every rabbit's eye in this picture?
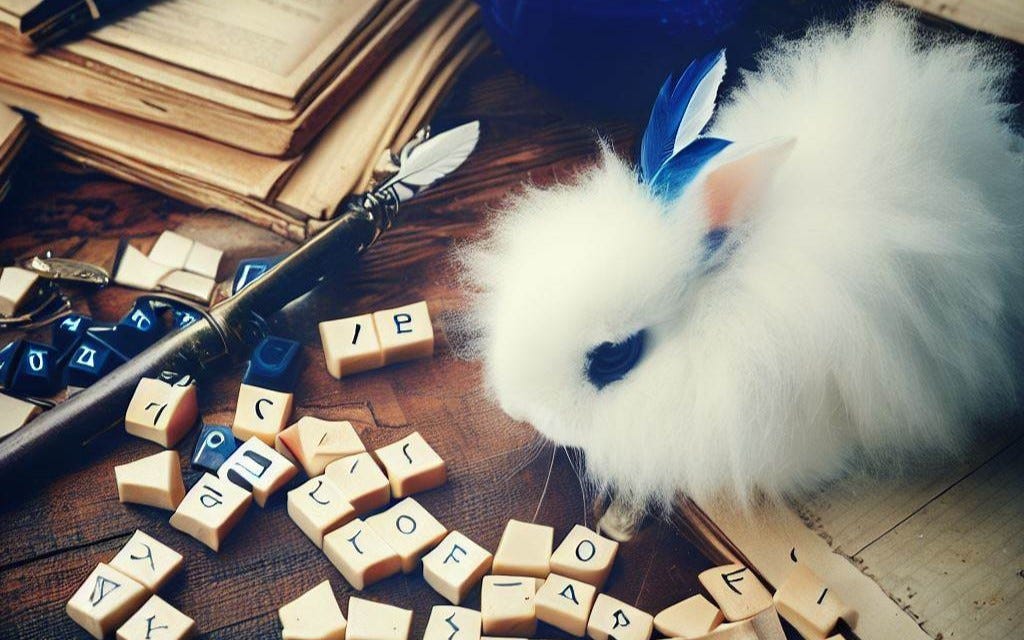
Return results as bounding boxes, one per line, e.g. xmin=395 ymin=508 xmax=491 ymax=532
xmin=585 ymin=330 xmax=646 ymax=389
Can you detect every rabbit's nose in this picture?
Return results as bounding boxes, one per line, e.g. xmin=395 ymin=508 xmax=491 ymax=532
xmin=585 ymin=330 xmax=647 ymax=389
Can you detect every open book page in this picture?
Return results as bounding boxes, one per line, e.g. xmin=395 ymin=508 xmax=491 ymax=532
xmin=277 ymin=0 xmax=478 ymax=219
xmin=0 ymin=0 xmax=385 ymax=99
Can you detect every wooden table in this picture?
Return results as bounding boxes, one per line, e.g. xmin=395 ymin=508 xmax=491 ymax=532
xmin=0 ymin=52 xmax=717 ymax=639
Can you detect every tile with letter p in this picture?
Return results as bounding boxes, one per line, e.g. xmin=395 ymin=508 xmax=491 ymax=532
xmin=66 ymin=563 xmax=149 ymax=639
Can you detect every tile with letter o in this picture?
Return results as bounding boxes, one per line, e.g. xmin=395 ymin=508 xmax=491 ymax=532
xmin=422 ymin=530 xmax=493 ymax=605
xmin=323 ymin=518 xmax=401 ymax=590
xmin=114 ymin=450 xmax=186 ymax=511
xmin=366 ymin=497 xmax=447 ymax=573
xmin=109 ymin=530 xmax=183 ymax=591
xmin=373 ymin=300 xmax=434 ymax=366
xmin=278 ymin=580 xmax=346 ymax=640
xmin=323 ymin=452 xmax=390 ymax=514
xmin=232 ymin=383 xmax=294 ymax=445
xmin=287 ymin=475 xmax=355 ymax=548
xmin=493 ymin=519 xmax=553 ymax=579
xmin=374 ymin=431 xmax=446 ymax=498
xmin=169 ymin=472 xmax=252 ymax=551
xmin=550 ymin=524 xmax=618 ymax=589
xmin=535 ymin=573 xmax=597 ymax=637
xmin=587 ymin=594 xmax=654 ymax=640
xmin=218 ymin=437 xmax=297 ymax=507
xmin=346 ymin=597 xmax=413 ymax=640
xmin=698 ymin=563 xmax=773 ymax=622
xmin=424 ymin=605 xmax=481 ymax=640
xmin=124 ymin=377 xmax=198 ymax=448
xmin=116 ymin=595 xmax=195 ymax=640
xmin=66 ymin=563 xmax=149 ymax=639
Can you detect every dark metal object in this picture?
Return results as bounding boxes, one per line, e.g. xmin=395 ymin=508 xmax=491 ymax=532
xmin=24 ymin=252 xmax=110 ymax=286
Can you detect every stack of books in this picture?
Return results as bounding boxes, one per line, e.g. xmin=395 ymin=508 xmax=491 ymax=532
xmin=0 ymin=103 xmax=24 ymax=202
xmin=0 ymin=0 xmax=486 ymax=239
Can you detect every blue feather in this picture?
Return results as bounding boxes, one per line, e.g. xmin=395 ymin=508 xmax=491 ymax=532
xmin=639 ymin=49 xmax=727 ymax=184
xmin=649 ymin=137 xmax=731 ymax=202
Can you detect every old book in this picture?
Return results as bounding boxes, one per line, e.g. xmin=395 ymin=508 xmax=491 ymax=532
xmin=0 ymin=102 xmax=25 ymax=201
xmin=0 ymin=0 xmax=439 ymax=156
xmin=674 ymin=428 xmax=1024 ymax=640
xmin=0 ymin=1 xmax=486 ymax=240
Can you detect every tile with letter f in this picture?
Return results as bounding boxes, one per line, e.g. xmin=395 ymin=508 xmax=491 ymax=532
xmin=698 ymin=563 xmax=773 ymax=622
xmin=422 ymin=530 xmax=493 ymax=605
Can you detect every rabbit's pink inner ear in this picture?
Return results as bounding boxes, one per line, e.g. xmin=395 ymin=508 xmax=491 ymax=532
xmin=703 ymin=137 xmax=796 ymax=230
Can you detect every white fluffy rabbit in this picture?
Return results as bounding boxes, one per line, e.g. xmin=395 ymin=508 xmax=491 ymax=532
xmin=457 ymin=9 xmax=1024 ymax=505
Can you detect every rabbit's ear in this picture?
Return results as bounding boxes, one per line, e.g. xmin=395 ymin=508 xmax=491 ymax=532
xmin=702 ymin=137 xmax=795 ymax=231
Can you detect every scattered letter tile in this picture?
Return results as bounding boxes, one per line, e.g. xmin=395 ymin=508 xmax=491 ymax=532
xmin=124 ymin=377 xmax=199 ymax=447
xmin=323 ymin=452 xmax=390 ymax=514
xmin=493 ymin=519 xmax=554 ymax=579
xmin=232 ymin=383 xmax=294 ymax=445
xmin=158 ymin=270 xmax=215 ymax=304
xmin=109 ymin=530 xmax=183 ymax=591
xmin=373 ymin=301 xmax=433 ymax=366
xmin=218 ymin=437 xmax=297 ymax=507
xmin=374 ymin=431 xmax=446 ymax=498
xmin=654 ymin=594 xmax=724 ymax=638
xmin=323 ymin=518 xmax=401 ymax=590
xmin=278 ymin=580 xmax=346 ymax=640
xmin=424 ymin=605 xmax=481 ymax=640
xmin=346 ymin=597 xmax=413 ymax=640
xmin=422 ymin=530 xmax=493 ymax=605
xmin=66 ymin=563 xmax=149 ymax=639
xmin=550 ymin=524 xmax=618 ymax=589
xmin=116 ymin=595 xmax=195 ymax=640
xmin=587 ymin=594 xmax=654 ymax=640
xmin=287 ymin=475 xmax=355 ymax=548
xmin=169 ymin=472 xmax=252 ymax=551
xmin=0 ymin=267 xmax=39 ymax=317
xmin=366 ymin=497 xmax=447 ymax=573
xmin=276 ymin=416 xmax=365 ymax=476
xmin=698 ymin=563 xmax=773 ymax=622
xmin=0 ymin=392 xmax=40 ymax=439
xmin=773 ymin=564 xmax=857 ymax=639
xmin=535 ymin=573 xmax=597 ymax=637
xmin=481 ymin=575 xmax=538 ymax=637
xmin=191 ymin=423 xmax=237 ymax=473
xmin=114 ymin=450 xmax=186 ymax=511
xmin=114 ymin=244 xmax=173 ymax=291
xmin=697 ymin=606 xmax=784 ymax=640
xmin=319 ymin=313 xmax=384 ymax=378
xmin=148 ymin=231 xmax=194 ymax=270
xmin=183 ymin=241 xmax=222 ymax=279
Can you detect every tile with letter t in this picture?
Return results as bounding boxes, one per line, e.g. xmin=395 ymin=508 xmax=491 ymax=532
xmin=366 ymin=497 xmax=448 ymax=573
xmin=243 ymin=336 xmax=303 ymax=393
xmin=114 ymin=450 xmax=186 ymax=511
xmin=698 ymin=563 xmax=773 ymax=622
xmin=773 ymin=564 xmax=857 ymax=640
xmin=374 ymin=431 xmax=446 ymax=498
xmin=373 ymin=300 xmax=434 ymax=366
xmin=323 ymin=518 xmax=401 ymax=590
xmin=0 ymin=392 xmax=40 ymax=440
xmin=109 ymin=529 xmax=183 ymax=591
xmin=324 ymin=452 xmax=390 ymax=514
xmin=191 ymin=423 xmax=237 ymax=474
xmin=550 ymin=524 xmax=619 ymax=589
xmin=492 ymin=519 xmax=554 ymax=579
xmin=481 ymin=575 xmax=538 ymax=637
xmin=535 ymin=573 xmax=597 ymax=637
xmin=587 ymin=594 xmax=654 ymax=640
xmin=424 ymin=605 xmax=481 ymax=640
xmin=66 ymin=563 xmax=149 ymax=639
xmin=654 ymin=594 xmax=724 ymax=638
xmin=287 ymin=475 xmax=355 ymax=548
xmin=116 ymin=595 xmax=195 ymax=640
xmin=347 ymin=597 xmax=413 ymax=640
xmin=218 ymin=437 xmax=297 ymax=507
xmin=124 ymin=377 xmax=199 ymax=447
xmin=422 ymin=530 xmax=493 ymax=605
xmin=169 ymin=472 xmax=252 ymax=551
xmin=232 ymin=383 xmax=294 ymax=445
xmin=278 ymin=580 xmax=346 ymax=640
xmin=319 ymin=313 xmax=383 ymax=378
xmin=276 ymin=416 xmax=365 ymax=476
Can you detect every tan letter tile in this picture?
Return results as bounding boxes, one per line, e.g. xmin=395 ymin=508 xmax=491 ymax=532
xmin=550 ymin=524 xmax=618 ymax=589
xmin=535 ymin=573 xmax=597 ymax=637
xmin=424 ymin=605 xmax=481 ymax=640
xmin=773 ymin=564 xmax=856 ymax=639
xmin=587 ymin=594 xmax=653 ymax=640
xmin=276 ymin=416 xmax=365 ymax=477
xmin=66 ymin=563 xmax=149 ymax=639
xmin=374 ymin=431 xmax=446 ymax=498
xmin=698 ymin=563 xmax=773 ymax=622
xmin=287 ymin=475 xmax=355 ymax=548
xmin=654 ymin=594 xmax=723 ymax=638
xmin=373 ymin=301 xmax=433 ymax=366
xmin=218 ymin=437 xmax=297 ymax=507
xmin=116 ymin=595 xmax=195 ymax=640
xmin=366 ymin=497 xmax=447 ymax=573
xmin=125 ymin=378 xmax=199 ymax=448
xmin=278 ymin=580 xmax=346 ymax=640
xmin=323 ymin=452 xmax=390 ymax=514
xmin=169 ymin=472 xmax=252 ymax=551
xmin=109 ymin=530 xmax=183 ymax=591
xmin=323 ymin=518 xmax=401 ymax=590
xmin=114 ymin=450 xmax=186 ymax=511
xmin=481 ymin=575 xmax=537 ymax=637
xmin=346 ymin=597 xmax=413 ymax=640
xmin=422 ymin=530 xmax=493 ymax=605
xmin=319 ymin=314 xmax=384 ymax=378
xmin=492 ymin=519 xmax=553 ymax=579
xmin=232 ymin=383 xmax=294 ymax=445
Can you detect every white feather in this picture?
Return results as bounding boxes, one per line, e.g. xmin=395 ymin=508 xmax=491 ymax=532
xmin=673 ymin=51 xmax=727 ymax=154
xmin=384 ymin=121 xmax=480 ymax=194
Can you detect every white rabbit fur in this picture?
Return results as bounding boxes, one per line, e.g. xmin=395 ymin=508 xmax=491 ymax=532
xmin=456 ymin=8 xmax=1024 ymax=506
